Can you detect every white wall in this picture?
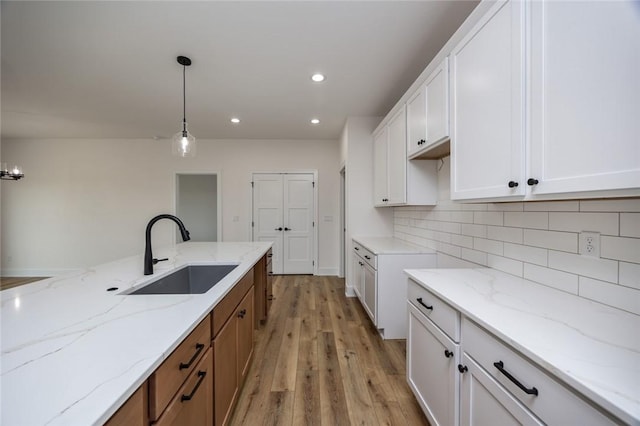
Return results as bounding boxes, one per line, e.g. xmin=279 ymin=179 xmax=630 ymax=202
xmin=0 ymin=137 xmax=340 ymax=276
xmin=394 ymin=156 xmax=640 ymax=316
xmin=340 ymin=117 xmax=394 ymax=295
xmin=176 ymin=174 xmax=218 ymax=242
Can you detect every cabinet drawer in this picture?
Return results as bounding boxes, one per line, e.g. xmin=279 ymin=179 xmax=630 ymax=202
xmin=353 ymin=242 xmax=376 ymax=269
xmin=212 ymin=269 xmax=254 ymax=337
xmin=462 ymin=318 xmax=617 ymax=425
xmin=155 ymin=348 xmax=213 ymax=426
xmin=149 ymin=316 xmax=212 ymax=421
xmin=408 ymin=279 xmax=460 ymax=342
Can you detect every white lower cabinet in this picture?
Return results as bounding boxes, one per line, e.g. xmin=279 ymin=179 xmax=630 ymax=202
xmin=407 ymin=279 xmax=620 ymax=426
xmin=352 ymin=239 xmax=436 ymax=339
xmin=459 ymin=353 xmax=543 ymax=426
xmin=407 ymin=302 xmax=459 ymax=426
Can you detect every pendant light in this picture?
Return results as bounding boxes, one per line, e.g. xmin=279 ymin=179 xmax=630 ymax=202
xmin=172 ymin=56 xmax=196 ymax=157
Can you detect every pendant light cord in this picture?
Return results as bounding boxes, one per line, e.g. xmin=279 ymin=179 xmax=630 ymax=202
xmin=182 ymin=64 xmax=187 ymax=133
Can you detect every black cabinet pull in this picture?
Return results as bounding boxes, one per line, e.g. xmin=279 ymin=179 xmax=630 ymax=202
xmin=527 ymin=178 xmax=539 ymax=186
xmin=181 ymin=371 xmax=207 ymax=402
xmin=458 ymin=364 xmax=468 ymax=373
xmin=508 ymin=181 xmax=519 ymax=188
xmin=275 ymin=227 xmax=283 ymax=231
xmin=267 ymin=253 xmax=273 ymax=258
xmin=364 ymin=255 xmax=371 ymax=260
xmin=416 ymin=297 xmax=433 ymax=310
xmin=284 ymin=227 xmax=291 ymax=231
xmin=267 ymin=295 xmax=274 ymax=301
xmin=493 ymin=361 xmax=539 ymax=396
xmin=444 ymin=349 xmax=454 ymax=358
xmin=354 ymin=247 xmax=360 ymax=251
xmin=179 ymin=343 xmax=205 ymax=370
xmin=237 ymin=309 xmax=247 ymax=318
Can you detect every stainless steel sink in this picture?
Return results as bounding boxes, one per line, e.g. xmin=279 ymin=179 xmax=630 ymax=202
xmin=126 ymin=264 xmax=238 ymax=295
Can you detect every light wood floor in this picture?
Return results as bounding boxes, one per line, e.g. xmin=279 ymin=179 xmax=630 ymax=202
xmin=0 ymin=277 xmax=46 ymax=291
xmin=230 ymin=275 xmax=429 ymax=426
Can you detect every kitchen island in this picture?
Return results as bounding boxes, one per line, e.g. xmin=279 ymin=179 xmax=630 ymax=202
xmin=0 ymin=241 xmax=271 ymax=425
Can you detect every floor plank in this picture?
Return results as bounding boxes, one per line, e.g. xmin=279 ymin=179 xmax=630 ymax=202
xmin=230 ymin=275 xmax=429 ymax=426
xmin=0 ymin=277 xmax=46 ymax=290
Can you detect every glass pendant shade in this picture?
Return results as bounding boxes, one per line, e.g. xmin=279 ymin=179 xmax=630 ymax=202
xmin=172 ymin=123 xmax=196 ymax=157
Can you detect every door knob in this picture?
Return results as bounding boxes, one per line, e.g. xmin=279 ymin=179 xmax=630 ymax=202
xmin=275 ymin=227 xmax=283 ymax=231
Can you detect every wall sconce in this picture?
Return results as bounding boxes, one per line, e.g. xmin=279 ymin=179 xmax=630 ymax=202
xmin=0 ymin=163 xmax=24 ymax=181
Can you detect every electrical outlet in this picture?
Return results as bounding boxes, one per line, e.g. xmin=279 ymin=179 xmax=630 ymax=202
xmin=579 ymin=231 xmax=600 ymax=258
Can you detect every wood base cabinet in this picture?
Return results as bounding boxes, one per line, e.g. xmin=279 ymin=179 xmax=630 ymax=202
xmin=213 ymin=286 xmax=255 ymax=426
xmin=155 ymin=349 xmax=213 ymax=426
xmin=254 ymin=249 xmax=273 ymax=327
xmin=104 ymin=384 xmax=148 ymax=426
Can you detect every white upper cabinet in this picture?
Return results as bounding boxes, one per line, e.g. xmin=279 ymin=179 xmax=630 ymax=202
xmin=450 ymin=0 xmax=640 ymax=201
xmin=387 ymin=107 xmax=408 ymax=205
xmin=528 ymin=0 xmax=640 ymax=197
xmin=408 ymin=58 xmax=451 ymax=159
xmin=450 ymin=0 xmax=525 ymax=201
xmin=373 ymin=106 xmax=438 ymax=207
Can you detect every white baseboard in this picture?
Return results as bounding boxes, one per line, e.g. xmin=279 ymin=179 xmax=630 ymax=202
xmin=0 ymin=268 xmax=81 ymax=277
xmin=316 ymin=267 xmax=338 ymax=276
xmin=344 ymin=285 xmax=356 ymax=298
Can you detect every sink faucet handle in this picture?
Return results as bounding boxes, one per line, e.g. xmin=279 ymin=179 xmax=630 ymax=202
xmin=152 ymin=258 xmax=169 ymax=265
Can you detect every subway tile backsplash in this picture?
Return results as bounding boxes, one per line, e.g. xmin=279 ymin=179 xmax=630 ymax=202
xmin=395 ymin=198 xmax=640 ymax=315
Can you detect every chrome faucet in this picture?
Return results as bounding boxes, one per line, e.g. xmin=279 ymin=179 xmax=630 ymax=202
xmin=144 ymin=214 xmax=191 ymax=275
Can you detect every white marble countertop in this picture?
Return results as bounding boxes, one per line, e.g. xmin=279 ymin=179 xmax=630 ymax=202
xmin=405 ymin=268 xmax=640 ymax=425
xmin=352 ymin=236 xmax=436 ymax=255
xmin=0 ymin=241 xmax=271 ymax=426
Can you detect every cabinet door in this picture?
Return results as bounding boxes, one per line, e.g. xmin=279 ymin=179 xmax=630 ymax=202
xmin=407 ymin=303 xmax=458 ymax=426
xmin=459 ymin=354 xmax=543 ymax=426
xmin=373 ymin=127 xmax=389 ymax=205
xmin=425 ymin=58 xmax=450 ymax=150
xmin=214 ymin=316 xmax=238 ymax=426
xmin=450 ymin=0 xmax=525 ymax=200
xmin=362 ymin=263 xmax=377 ymax=325
xmin=352 ymin=253 xmax=363 ymax=299
xmin=387 ymin=106 xmax=407 ymax=204
xmin=407 ymin=86 xmax=427 ymax=156
xmin=529 ymin=0 xmax=640 ymax=196
xmin=155 ymin=349 xmax=213 ymax=426
xmin=237 ymin=287 xmax=254 ymax=384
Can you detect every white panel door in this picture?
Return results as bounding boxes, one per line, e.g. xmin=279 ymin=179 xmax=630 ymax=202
xmin=450 ymin=0 xmax=525 ymax=200
xmin=252 ymin=174 xmax=284 ymax=272
xmin=252 ymin=173 xmax=314 ymax=275
xmin=529 ymin=0 xmax=640 ymax=195
xmin=282 ymin=174 xmax=314 ymax=274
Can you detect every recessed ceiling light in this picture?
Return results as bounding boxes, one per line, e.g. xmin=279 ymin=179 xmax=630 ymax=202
xmin=311 ymin=118 xmax=320 ymax=125
xmin=311 ymin=73 xmax=325 ymax=83
xmin=230 ymin=118 xmax=240 ymax=124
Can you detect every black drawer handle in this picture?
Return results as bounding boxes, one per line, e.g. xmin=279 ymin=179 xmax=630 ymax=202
xmin=267 ymin=253 xmax=273 ymax=258
xmin=458 ymin=364 xmax=468 ymax=373
xmin=493 ymin=361 xmax=539 ymax=396
xmin=364 ymin=255 xmax=371 ymax=260
xmin=238 ymin=308 xmax=247 ymax=319
xmin=267 ymin=295 xmax=274 ymax=301
xmin=181 ymin=371 xmax=207 ymax=402
xmin=527 ymin=178 xmax=539 ymax=186
xmin=416 ymin=297 xmax=433 ymax=310
xmin=354 ymin=247 xmax=360 ymax=251
xmin=508 ymin=180 xmax=518 ymax=188
xmin=179 ymin=343 xmax=205 ymax=370
xmin=444 ymin=349 xmax=454 ymax=358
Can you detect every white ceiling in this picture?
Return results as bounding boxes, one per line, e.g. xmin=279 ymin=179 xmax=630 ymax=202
xmin=1 ymin=1 xmax=478 ymax=141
